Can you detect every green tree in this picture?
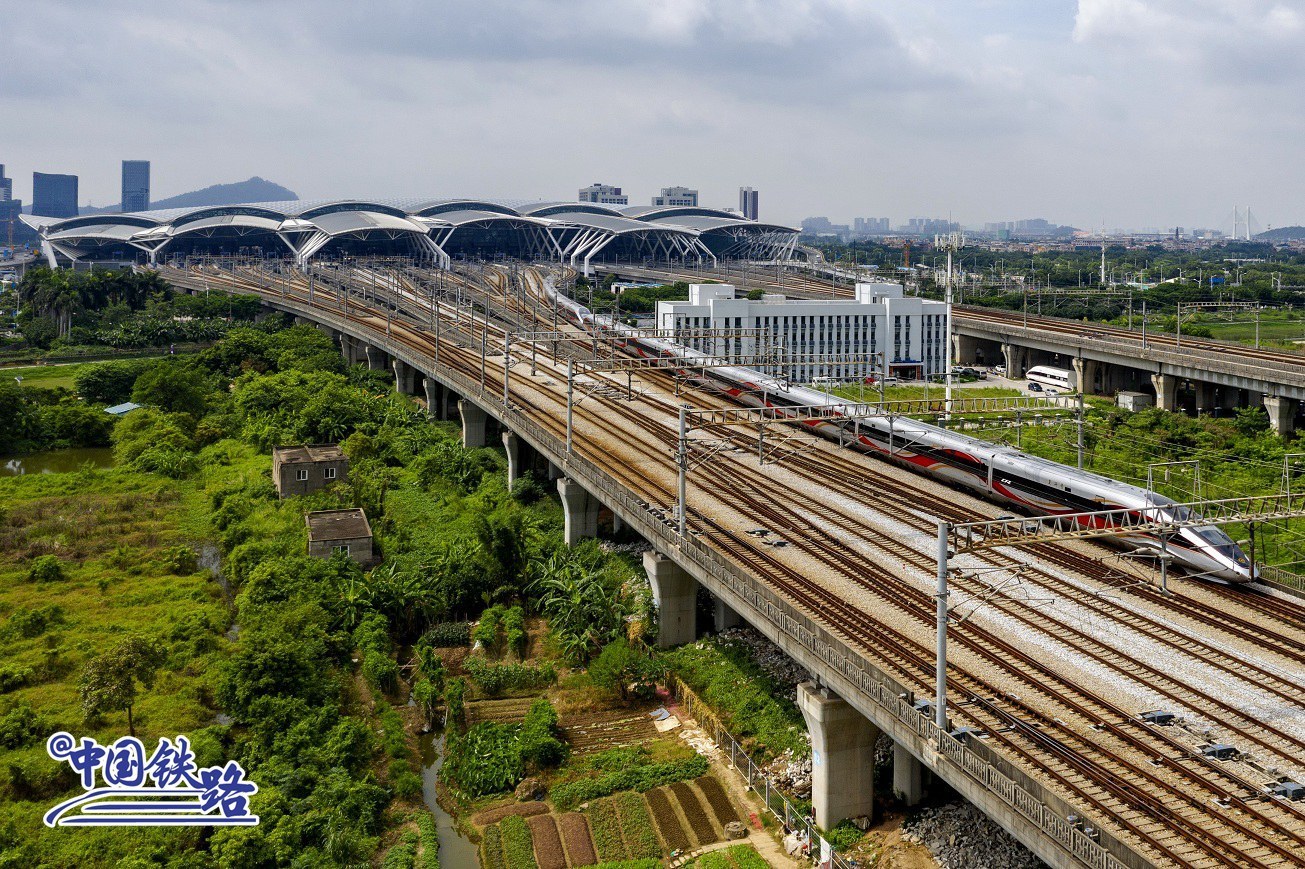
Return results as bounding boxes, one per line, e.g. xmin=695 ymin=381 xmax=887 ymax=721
xmin=77 ymin=635 xmax=166 ymax=736
xmin=132 ymin=362 xmax=211 ymax=416
xmin=74 ymin=359 xmax=153 ymax=404
xmin=589 ymin=638 xmax=655 ymax=702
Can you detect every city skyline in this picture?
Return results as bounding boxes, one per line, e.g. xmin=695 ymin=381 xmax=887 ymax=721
xmin=2 ymin=1 xmax=1302 ymax=230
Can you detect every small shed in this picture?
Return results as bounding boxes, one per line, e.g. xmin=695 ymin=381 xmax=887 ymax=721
xmin=104 ymin=402 xmax=143 ymax=416
xmin=272 ymin=444 xmax=348 ymax=498
xmin=305 ymin=508 xmax=373 ymax=565
xmin=1117 ymin=391 xmax=1154 ymax=412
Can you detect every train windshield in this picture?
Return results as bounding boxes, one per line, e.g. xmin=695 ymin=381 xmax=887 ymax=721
xmin=1193 ymin=527 xmax=1250 ymax=567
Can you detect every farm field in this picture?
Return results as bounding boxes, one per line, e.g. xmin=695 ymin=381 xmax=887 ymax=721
xmin=476 ymin=774 xmax=749 ymax=868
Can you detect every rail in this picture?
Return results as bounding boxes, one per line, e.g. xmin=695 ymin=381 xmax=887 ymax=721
xmin=670 ymin=678 xmax=853 ymax=869
xmin=171 ymin=276 xmax=1147 ymax=869
xmin=956 ymin=310 xmax=1305 ymax=386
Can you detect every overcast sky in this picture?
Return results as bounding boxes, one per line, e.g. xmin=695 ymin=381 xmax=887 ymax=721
xmin=2 ymin=0 xmax=1301 ymax=231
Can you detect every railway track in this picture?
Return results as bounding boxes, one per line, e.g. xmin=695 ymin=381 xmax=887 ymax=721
xmin=159 ymin=262 xmax=1305 ymax=866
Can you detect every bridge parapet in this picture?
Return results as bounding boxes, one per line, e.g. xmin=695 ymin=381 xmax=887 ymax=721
xmin=179 ymin=282 xmax=1149 ymax=869
xmin=958 ymin=315 xmax=1305 ymax=398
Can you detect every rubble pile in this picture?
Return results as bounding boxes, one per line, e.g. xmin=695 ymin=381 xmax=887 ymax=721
xmin=902 ymin=802 xmax=1044 ymax=869
xmin=763 ymin=749 xmax=812 ymax=800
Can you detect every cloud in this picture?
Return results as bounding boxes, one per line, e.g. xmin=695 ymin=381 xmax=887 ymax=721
xmin=1 ymin=0 xmax=1303 ymax=229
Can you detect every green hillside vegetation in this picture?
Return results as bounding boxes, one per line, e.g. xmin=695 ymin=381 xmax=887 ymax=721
xmin=0 ymin=320 xmax=650 ymax=866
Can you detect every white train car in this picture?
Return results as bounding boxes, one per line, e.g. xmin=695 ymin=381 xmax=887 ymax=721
xmin=1026 ymin=365 xmax=1074 ymax=394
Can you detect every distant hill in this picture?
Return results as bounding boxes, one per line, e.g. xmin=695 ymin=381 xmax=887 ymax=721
xmin=1255 ymin=226 xmax=1305 ymax=243
xmin=83 ymin=177 xmax=298 ymax=215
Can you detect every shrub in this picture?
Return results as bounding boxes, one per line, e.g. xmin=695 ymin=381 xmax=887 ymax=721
xmin=0 ymin=604 xmax=66 ymax=640
xmin=160 ymin=544 xmax=198 ymax=575
xmin=388 ymin=760 xmax=424 ymax=800
xmin=464 ymin=658 xmax=556 ymax=698
xmin=503 ymin=605 xmax=527 ymax=658
xmin=518 ymin=698 xmax=566 ymax=771
xmin=0 ymin=666 xmax=35 ymax=694
xmin=412 ymin=677 xmax=441 ymax=728
xmin=444 ymin=678 xmax=465 ymax=732
xmin=26 ymin=555 xmax=64 ymax=583
xmin=421 ymin=621 xmax=471 ymax=648
xmin=354 ymin=612 xmax=393 ymax=655
xmin=824 ymin=820 xmax=867 ymax=851
xmin=500 ymin=815 xmax=538 ymax=869
xmin=0 ymin=703 xmax=44 ymax=749
xmin=362 ymin=649 xmax=399 ymax=694
xmin=472 ymin=604 xmax=504 ymax=651
xmin=443 ymin=722 xmax=524 ymax=797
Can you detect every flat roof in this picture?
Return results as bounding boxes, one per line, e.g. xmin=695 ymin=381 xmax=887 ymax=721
xmin=273 ymin=444 xmax=345 ymax=464
xmin=306 ymin=508 xmax=372 ymax=541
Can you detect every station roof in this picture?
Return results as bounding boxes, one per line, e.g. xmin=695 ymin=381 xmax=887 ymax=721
xmin=25 ymin=195 xmax=797 ymax=261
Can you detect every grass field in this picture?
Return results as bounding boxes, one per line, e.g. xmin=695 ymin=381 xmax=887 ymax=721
xmin=0 ymin=454 xmax=247 ymax=866
xmin=0 ymin=363 xmax=87 ymax=391
xmin=1 ymin=353 xmax=173 ymax=392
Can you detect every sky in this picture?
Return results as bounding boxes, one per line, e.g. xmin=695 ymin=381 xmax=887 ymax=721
xmin=1 ymin=0 xmax=1302 ymax=231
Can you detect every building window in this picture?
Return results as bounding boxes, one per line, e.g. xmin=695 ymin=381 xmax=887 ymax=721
xmin=333 ymin=544 xmax=350 ymax=556
xmin=324 ymin=467 xmax=337 ymax=480
xmin=296 ymin=469 xmax=309 ymax=482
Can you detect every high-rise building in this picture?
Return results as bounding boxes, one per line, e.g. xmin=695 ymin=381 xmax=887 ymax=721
xmin=0 ymin=164 xmax=12 ymax=201
xmin=651 ymin=186 xmax=697 ymax=207
xmin=121 ymin=160 xmax=150 ymax=212
xmin=578 ymin=183 xmax=627 ymax=205
xmin=853 ymin=217 xmax=890 ymax=235
xmin=739 ymin=187 xmax=759 ymax=221
xmin=32 ymin=172 xmax=78 ymax=218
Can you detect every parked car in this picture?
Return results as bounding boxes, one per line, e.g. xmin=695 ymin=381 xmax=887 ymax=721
xmin=992 ymin=365 xmax=1007 ymax=376
xmin=1027 ymin=382 xmax=1043 ymax=392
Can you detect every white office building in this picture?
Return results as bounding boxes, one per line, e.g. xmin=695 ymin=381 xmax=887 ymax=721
xmin=652 ymin=186 xmax=698 ymax=207
xmin=656 ymin=283 xmax=947 ymax=383
xmin=578 ymin=182 xmax=628 ymax=205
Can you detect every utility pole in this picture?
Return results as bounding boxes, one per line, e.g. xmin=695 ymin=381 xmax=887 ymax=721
xmin=935 ymin=523 xmax=950 ymax=731
xmin=566 ymin=358 xmax=574 ymax=454
xmin=935 ymin=232 xmax=964 ymax=418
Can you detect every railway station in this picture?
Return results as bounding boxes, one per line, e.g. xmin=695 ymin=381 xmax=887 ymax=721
xmin=19 ymin=197 xmax=799 ymax=273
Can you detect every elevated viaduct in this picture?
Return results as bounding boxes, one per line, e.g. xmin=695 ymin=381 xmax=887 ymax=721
xmin=162 ymin=265 xmax=1305 ymax=869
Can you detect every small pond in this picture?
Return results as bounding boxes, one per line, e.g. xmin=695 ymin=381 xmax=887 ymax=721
xmin=1 ymin=447 xmax=116 ymax=476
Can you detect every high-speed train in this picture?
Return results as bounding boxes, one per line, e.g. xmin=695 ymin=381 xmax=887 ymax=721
xmin=534 ymin=275 xmax=1253 ymax=584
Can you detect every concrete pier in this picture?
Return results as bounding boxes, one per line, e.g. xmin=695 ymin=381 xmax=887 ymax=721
xmin=797 ymin=682 xmax=879 ymax=828
xmin=459 ymin=399 xmax=488 ymax=448
xmin=643 ymin=550 xmax=697 ymax=647
xmin=1264 ymin=395 xmax=1297 ymax=435
xmin=423 ymin=377 xmax=441 ymax=419
xmin=1150 ymin=372 xmax=1177 ymax=412
xmin=503 ymin=431 xmax=522 ymax=486
xmin=713 ymin=598 xmax=741 ymax=632
xmin=893 ymin=741 xmax=926 ymax=807
xmin=558 ymin=477 xmax=599 ymax=545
